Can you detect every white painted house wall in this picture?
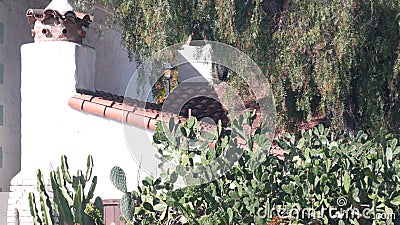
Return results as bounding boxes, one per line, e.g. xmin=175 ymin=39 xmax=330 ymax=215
xmin=84 ymin=6 xmax=137 ymax=96
xmin=7 ymin=42 xmax=148 ymax=225
xmin=0 ymin=1 xmax=139 ymax=224
xmin=0 ymin=0 xmax=137 ymax=191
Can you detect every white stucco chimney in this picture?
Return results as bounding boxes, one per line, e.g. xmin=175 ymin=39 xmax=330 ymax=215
xmin=19 ymin=41 xmax=95 ymax=170
xmin=7 ymin=5 xmax=96 ymax=224
xmin=45 ymin=0 xmax=74 ymax=12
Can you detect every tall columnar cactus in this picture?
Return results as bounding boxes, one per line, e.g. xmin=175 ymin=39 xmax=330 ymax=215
xmin=29 ymin=155 xmax=104 ymax=225
xmin=28 ymin=170 xmax=55 ymax=225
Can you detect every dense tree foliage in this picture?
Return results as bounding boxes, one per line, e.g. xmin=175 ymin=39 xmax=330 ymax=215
xmin=72 ymin=0 xmax=399 ymax=134
xmin=269 ymin=0 xmax=400 ymax=134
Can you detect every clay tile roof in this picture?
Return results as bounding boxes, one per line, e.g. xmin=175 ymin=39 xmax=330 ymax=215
xmin=68 ymin=89 xmax=286 ymax=158
xmin=159 ymin=84 xmax=231 ymax=127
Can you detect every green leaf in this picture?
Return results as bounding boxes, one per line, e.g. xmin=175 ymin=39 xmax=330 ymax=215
xmin=244 ymin=110 xmax=250 ymax=120
xmin=393 ymin=146 xmax=400 ymax=156
xmin=185 ymin=117 xmax=195 ymax=129
xmin=143 ymin=202 xmax=153 ymax=211
xmin=201 ymin=131 xmax=216 ymax=140
xmin=282 ymin=183 xmax=294 ymax=194
xmin=243 ymin=216 xmax=253 ymax=223
xmin=318 ymin=124 xmax=324 ymax=135
xmin=297 ymin=138 xmax=305 ymax=149
xmin=319 ymin=135 xmax=328 ymax=145
xmin=169 ymin=118 xmax=175 ymax=132
xmin=153 ymin=178 xmax=161 ymax=186
xmin=142 ymin=179 xmax=151 ymax=187
xmin=324 ymin=185 xmax=330 ymax=194
xmin=314 ymin=176 xmax=320 ymax=187
xmin=181 ymin=154 xmax=189 ymax=166
xmin=169 ymin=171 xmax=178 ymax=183
xmin=344 ymin=171 xmax=350 ymax=194
xmin=228 ymin=190 xmax=240 ymax=199
xmin=390 ymin=196 xmax=400 ymax=205
xmin=390 ymin=138 xmax=398 ymax=149
xmin=227 ymin=208 xmax=233 ymax=223
xmin=153 ymin=203 xmax=167 ymax=212
xmin=181 ymin=127 xmax=188 ymax=137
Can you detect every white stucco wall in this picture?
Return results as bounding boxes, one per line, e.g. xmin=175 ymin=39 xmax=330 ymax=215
xmin=84 ymin=6 xmax=137 ymax=96
xmin=0 ymin=0 xmax=137 ymax=193
xmin=7 ymin=42 xmax=150 ymax=225
xmin=1 ymin=2 xmax=140 ymax=224
xmin=20 ymin=42 xmax=147 ymax=195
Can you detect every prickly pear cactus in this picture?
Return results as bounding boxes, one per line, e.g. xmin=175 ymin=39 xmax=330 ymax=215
xmin=110 ymin=166 xmax=127 ymax=193
xmin=110 ymin=166 xmax=136 ymax=223
xmin=120 ymin=192 xmax=135 ymax=222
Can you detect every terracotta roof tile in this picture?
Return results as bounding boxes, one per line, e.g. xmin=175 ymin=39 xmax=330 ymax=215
xmin=68 ymin=97 xmax=85 ymax=110
xmin=82 ymin=101 xmax=106 ymax=117
xmin=72 ymin=90 xmax=235 ymax=130
xmin=91 ymin=97 xmax=114 ymax=107
xmin=126 ymin=111 xmax=151 ymax=129
xmin=148 ymin=118 xmax=159 ymax=130
xmin=104 ymin=107 xmax=125 ymax=122
xmin=112 ymin=102 xmax=136 ymax=112
xmin=72 ymin=94 xmax=94 ymax=102
xmin=134 ymin=108 xmax=159 ymax=120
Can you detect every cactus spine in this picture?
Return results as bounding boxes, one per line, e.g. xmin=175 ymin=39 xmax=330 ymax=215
xmin=28 ymin=155 xmax=104 ymax=225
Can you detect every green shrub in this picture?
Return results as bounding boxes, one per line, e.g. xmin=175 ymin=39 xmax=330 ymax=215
xmin=110 ymin=112 xmax=400 ymax=224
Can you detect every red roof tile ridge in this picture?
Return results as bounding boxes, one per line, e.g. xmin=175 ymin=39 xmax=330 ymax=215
xmin=69 ymin=94 xmax=166 ymax=129
xmin=68 ymin=93 xmax=285 ymax=157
